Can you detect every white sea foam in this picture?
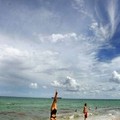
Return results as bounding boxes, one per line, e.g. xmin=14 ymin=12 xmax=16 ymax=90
xmin=69 ymin=114 xmax=74 ymax=119
xmin=57 ymin=108 xmax=120 ymax=120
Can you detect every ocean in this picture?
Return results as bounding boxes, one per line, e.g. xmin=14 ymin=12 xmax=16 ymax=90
xmin=0 ymin=96 xmax=120 ymax=120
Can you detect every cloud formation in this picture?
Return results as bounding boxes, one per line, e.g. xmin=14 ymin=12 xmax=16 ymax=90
xmin=29 ymin=83 xmax=38 ymax=89
xmin=0 ymin=0 xmax=120 ymax=98
xmin=110 ymin=71 xmax=120 ymax=83
xmin=38 ymin=33 xmax=77 ymax=43
xmin=51 ymin=76 xmax=80 ymax=92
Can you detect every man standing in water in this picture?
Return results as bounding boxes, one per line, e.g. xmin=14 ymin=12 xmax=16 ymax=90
xmin=83 ymin=103 xmax=88 ymax=120
xmin=50 ymin=91 xmax=58 ymax=120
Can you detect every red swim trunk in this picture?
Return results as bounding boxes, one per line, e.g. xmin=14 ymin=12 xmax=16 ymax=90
xmin=84 ymin=112 xmax=88 ymax=118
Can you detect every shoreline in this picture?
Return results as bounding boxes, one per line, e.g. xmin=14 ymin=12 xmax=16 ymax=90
xmin=0 ymin=110 xmax=119 ymax=120
xmin=55 ymin=108 xmax=120 ymax=120
xmin=57 ymin=113 xmax=120 ymax=120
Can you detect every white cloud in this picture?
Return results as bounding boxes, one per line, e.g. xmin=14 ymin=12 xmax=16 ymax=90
xmin=29 ymin=83 xmax=38 ymax=89
xmin=107 ymin=0 xmax=120 ymax=37
xmin=51 ymin=34 xmax=66 ymax=42
xmin=51 ymin=75 xmax=119 ymax=98
xmin=64 ymin=76 xmax=80 ymax=91
xmin=0 ymin=45 xmax=23 ymax=58
xmin=72 ymin=0 xmax=93 ymax=19
xmin=52 ymin=76 xmax=80 ymax=92
xmin=73 ymin=0 xmax=120 ymax=42
xmin=72 ymin=0 xmax=111 ymax=43
xmin=38 ymin=33 xmax=77 ymax=43
xmin=51 ymin=80 xmax=61 ymax=87
xmin=110 ymin=71 xmax=120 ymax=84
xmin=90 ymin=21 xmax=110 ymax=40
xmin=0 ymin=30 xmax=120 ymax=98
xmin=51 ymin=33 xmax=77 ymax=43
xmin=93 ymin=0 xmax=120 ymax=40
xmin=5 ymin=47 xmax=21 ymax=56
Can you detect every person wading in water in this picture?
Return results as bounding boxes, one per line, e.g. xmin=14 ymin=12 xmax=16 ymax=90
xmin=83 ymin=103 xmax=88 ymax=120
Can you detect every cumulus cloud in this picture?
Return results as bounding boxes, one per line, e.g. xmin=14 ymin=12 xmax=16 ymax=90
xmin=110 ymin=71 xmax=120 ymax=83
xmin=51 ymin=75 xmax=118 ymax=98
xmin=38 ymin=33 xmax=77 ymax=43
xmin=64 ymin=76 xmax=80 ymax=91
xmin=51 ymin=33 xmax=77 ymax=43
xmin=0 ymin=45 xmax=21 ymax=58
xmin=29 ymin=83 xmax=38 ymax=89
xmin=52 ymin=76 xmax=80 ymax=92
xmin=51 ymin=80 xmax=61 ymax=87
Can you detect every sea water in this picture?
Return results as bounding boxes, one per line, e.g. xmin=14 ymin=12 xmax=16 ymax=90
xmin=0 ymin=97 xmax=120 ymax=120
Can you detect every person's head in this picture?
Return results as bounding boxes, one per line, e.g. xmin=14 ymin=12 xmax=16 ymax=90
xmin=84 ymin=103 xmax=87 ymax=106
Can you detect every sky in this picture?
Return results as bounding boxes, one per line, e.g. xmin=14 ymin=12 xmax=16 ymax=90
xmin=0 ymin=0 xmax=120 ymax=99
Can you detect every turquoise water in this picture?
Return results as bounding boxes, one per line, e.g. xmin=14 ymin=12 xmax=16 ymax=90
xmin=0 ymin=97 xmax=120 ymax=120
xmin=0 ymin=97 xmax=51 ymax=120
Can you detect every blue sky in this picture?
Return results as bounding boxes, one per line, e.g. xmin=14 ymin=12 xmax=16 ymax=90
xmin=0 ymin=0 xmax=120 ymax=99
